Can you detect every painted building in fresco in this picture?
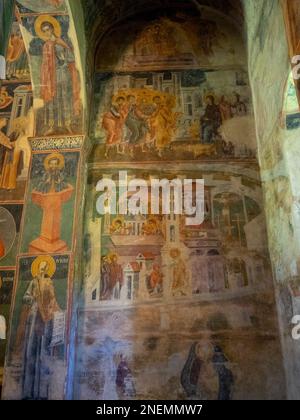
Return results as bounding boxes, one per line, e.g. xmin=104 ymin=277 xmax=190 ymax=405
xmin=0 ymin=0 xmax=300 ymax=400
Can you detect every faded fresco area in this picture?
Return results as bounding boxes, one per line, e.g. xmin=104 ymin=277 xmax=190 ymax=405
xmin=75 ymin=8 xmax=285 ymax=400
xmin=75 ymin=164 xmax=284 ymax=400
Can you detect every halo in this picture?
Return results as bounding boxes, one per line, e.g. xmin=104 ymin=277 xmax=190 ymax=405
xmin=204 ymin=93 xmax=216 ymax=102
xmin=44 ymin=152 xmax=65 ymax=170
xmin=147 ymin=216 xmax=158 ymax=226
xmin=112 ymin=217 xmax=124 ymax=229
xmin=107 ymin=252 xmax=118 ymax=262
xmin=34 ymin=15 xmax=61 ymax=41
xmin=170 ymin=248 xmax=180 ymax=258
xmin=31 ymin=255 xmax=56 ymax=278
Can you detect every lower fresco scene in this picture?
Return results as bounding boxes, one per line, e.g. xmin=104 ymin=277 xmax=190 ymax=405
xmin=73 ymin=163 xmax=285 ymax=400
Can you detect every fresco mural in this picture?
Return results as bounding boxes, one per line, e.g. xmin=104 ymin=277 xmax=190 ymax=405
xmin=0 ymin=270 xmax=14 ymax=387
xmin=3 ymin=254 xmax=70 ymax=400
xmin=70 ymin=7 xmax=287 ymax=401
xmin=73 ymin=163 xmax=284 ymax=399
xmin=0 ymin=85 xmax=34 ymax=201
xmin=95 ymin=11 xmax=246 ymax=72
xmin=19 ymin=13 xmax=83 ymax=136
xmin=0 ymin=204 xmax=23 ymax=267
xmin=5 ymin=21 xmax=30 ymax=80
xmin=20 ymin=151 xmax=80 ymax=254
xmin=92 ymin=70 xmax=254 ymax=162
xmin=0 ymin=0 xmax=290 ymax=401
xmin=16 ymin=1 xmax=67 ymax=14
xmin=91 ymin=14 xmax=254 ymax=163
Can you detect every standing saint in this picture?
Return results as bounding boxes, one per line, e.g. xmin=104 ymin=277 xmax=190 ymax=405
xmin=14 ymin=256 xmax=62 ymax=400
xmin=102 ymin=96 xmax=128 ymax=155
xmin=0 ymin=117 xmax=23 ymax=191
xmin=31 ymin=15 xmax=81 ymax=135
xmin=108 ymin=253 xmax=124 ymax=300
xmin=200 ymin=95 xmax=221 ymax=144
xmin=150 ymin=95 xmax=177 ymax=156
xmin=170 ymin=248 xmax=189 ymax=297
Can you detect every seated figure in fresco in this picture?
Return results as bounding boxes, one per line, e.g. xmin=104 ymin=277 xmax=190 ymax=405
xmin=200 ymin=95 xmax=222 ymax=144
xmin=14 ymin=256 xmax=62 ymax=400
xmin=37 ymin=153 xmax=67 ymax=193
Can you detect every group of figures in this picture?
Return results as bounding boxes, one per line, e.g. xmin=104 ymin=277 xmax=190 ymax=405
xmin=102 ymin=90 xmax=179 ymax=157
xmin=0 ymin=113 xmax=33 ymax=192
xmin=99 ymin=85 xmax=249 ymax=159
xmin=100 ymin=253 xmax=165 ymax=301
xmin=201 ymin=93 xmax=247 ymax=144
xmin=181 ymin=342 xmax=234 ymax=400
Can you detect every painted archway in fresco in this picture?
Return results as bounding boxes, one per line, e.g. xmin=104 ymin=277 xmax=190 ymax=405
xmin=75 ymin=5 xmax=285 ymax=400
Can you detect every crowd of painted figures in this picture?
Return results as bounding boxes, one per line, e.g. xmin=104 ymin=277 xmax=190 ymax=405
xmin=101 ymin=91 xmax=247 ymax=157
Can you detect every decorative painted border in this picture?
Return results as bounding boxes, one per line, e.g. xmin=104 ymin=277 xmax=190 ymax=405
xmin=30 ymin=135 xmax=85 ymax=151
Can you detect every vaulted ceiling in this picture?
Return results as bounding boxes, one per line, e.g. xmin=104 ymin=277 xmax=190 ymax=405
xmin=81 ymin=0 xmax=244 ymax=51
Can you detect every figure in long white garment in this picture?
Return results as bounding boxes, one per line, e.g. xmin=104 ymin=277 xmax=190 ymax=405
xmin=14 ymin=256 xmax=62 ymax=400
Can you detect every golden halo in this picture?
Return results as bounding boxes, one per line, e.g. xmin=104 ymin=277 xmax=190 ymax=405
xmin=31 ymin=255 xmax=56 ymax=278
xmin=170 ymin=248 xmax=180 ymax=258
xmin=112 ymin=217 xmax=124 ymax=228
xmin=34 ymin=15 xmax=61 ymax=41
xmin=147 ymin=217 xmax=158 ymax=226
xmin=107 ymin=252 xmax=118 ymax=262
xmin=204 ymin=93 xmax=216 ymax=102
xmin=44 ymin=152 xmax=65 ymax=170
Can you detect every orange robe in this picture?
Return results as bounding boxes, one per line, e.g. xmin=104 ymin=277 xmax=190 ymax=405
xmin=0 ymin=146 xmax=22 ymax=190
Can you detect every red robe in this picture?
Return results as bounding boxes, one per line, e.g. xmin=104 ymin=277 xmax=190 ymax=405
xmin=0 ymin=238 xmax=5 ymax=258
xmin=40 ymin=38 xmax=81 ymax=116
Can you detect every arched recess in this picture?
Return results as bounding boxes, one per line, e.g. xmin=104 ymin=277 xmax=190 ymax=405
xmin=73 ymin=1 xmax=286 ymax=401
